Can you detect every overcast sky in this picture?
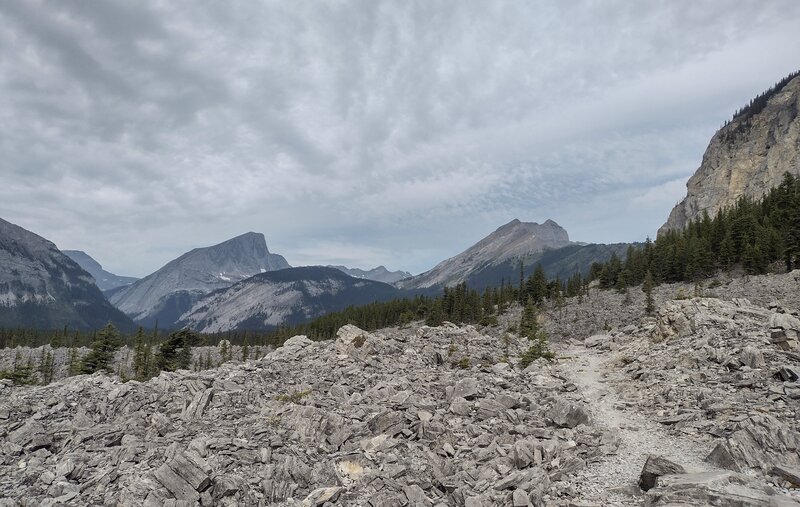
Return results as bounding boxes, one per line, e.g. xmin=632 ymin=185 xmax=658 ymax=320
xmin=1 ymin=1 xmax=799 ymax=277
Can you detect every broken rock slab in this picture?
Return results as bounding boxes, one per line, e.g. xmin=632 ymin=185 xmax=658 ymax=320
xmin=152 ymin=452 xmax=211 ymax=503
xmin=771 ymin=465 xmax=800 ymax=487
xmin=451 ymin=377 xmax=479 ymax=400
xmin=646 ymin=471 xmax=800 ymax=507
xmin=303 ymin=486 xmax=343 ymax=506
xmin=638 ymin=455 xmax=686 ymax=492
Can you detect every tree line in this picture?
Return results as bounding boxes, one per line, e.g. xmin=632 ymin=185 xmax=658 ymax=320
xmin=590 ymin=172 xmax=800 ymax=291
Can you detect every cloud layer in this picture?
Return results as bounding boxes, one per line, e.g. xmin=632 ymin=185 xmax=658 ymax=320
xmin=1 ymin=0 xmax=799 ymax=276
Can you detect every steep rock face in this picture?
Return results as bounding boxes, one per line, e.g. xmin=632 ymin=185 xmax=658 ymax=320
xmin=178 ymin=266 xmax=401 ymax=332
xmin=328 ymin=265 xmax=412 ymax=284
xmin=0 ymin=218 xmax=134 ymax=330
xmin=660 ymin=73 xmax=800 ymax=235
xmin=62 ymin=250 xmax=138 ymax=291
xmin=398 ymin=219 xmax=572 ymax=289
xmin=109 ymin=232 xmax=290 ymax=327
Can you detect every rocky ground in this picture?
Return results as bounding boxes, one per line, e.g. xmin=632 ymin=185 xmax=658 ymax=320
xmin=1 ymin=270 xmax=799 ymax=506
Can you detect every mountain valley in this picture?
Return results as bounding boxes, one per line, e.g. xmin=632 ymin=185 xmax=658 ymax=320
xmin=62 ymin=250 xmax=138 ymax=292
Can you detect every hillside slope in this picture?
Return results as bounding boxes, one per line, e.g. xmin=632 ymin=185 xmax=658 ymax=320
xmin=178 ymin=266 xmax=403 ymax=332
xmin=0 ymin=218 xmax=134 ymax=331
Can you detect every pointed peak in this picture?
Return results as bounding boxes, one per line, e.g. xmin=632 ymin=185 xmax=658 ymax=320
xmin=228 ymin=231 xmax=265 ymax=242
xmin=216 ymin=232 xmax=268 ymax=249
xmin=495 ymin=219 xmax=522 ymax=232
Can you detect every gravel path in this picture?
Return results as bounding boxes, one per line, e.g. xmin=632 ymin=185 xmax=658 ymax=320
xmin=559 ymin=345 xmax=721 ymax=506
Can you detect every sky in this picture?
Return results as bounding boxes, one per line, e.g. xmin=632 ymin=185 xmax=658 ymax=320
xmin=1 ymin=1 xmax=799 ymax=278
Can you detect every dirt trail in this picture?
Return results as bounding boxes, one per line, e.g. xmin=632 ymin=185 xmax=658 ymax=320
xmin=558 ymin=345 xmax=720 ymax=506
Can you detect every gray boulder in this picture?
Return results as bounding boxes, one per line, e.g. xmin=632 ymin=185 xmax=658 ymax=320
xmin=550 ymin=398 xmax=590 ymax=428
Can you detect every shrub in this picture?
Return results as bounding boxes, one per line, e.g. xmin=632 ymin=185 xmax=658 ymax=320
xmin=275 ymin=389 xmax=311 ymax=403
xmin=451 ymin=357 xmax=470 ymax=369
xmin=518 ymin=331 xmax=555 ymax=369
xmin=0 ymin=366 xmax=35 ymax=385
xmin=480 ymin=315 xmax=498 ymax=327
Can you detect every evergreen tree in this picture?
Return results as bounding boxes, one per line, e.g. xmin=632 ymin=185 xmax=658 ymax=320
xmin=518 ymin=298 xmax=540 ymax=340
xmin=218 ymin=340 xmax=231 ymax=365
xmin=67 ymin=347 xmax=81 ymax=376
xmin=80 ymin=324 xmax=122 ymax=374
xmin=517 ymin=298 xmax=554 ymax=367
xmin=132 ymin=327 xmax=154 ymax=380
xmin=241 ymin=337 xmax=250 ymax=362
xmin=426 ymin=299 xmax=444 ymax=327
xmin=155 ymin=329 xmax=199 ymax=372
xmin=643 ymin=270 xmax=655 ymax=315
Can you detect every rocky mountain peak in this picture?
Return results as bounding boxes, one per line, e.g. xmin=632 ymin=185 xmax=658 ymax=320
xmin=486 ymin=219 xmax=570 ymax=252
xmin=398 ymin=219 xmax=572 ymax=289
xmin=108 ymin=232 xmax=291 ymax=327
xmin=659 ymin=72 xmax=800 ymax=236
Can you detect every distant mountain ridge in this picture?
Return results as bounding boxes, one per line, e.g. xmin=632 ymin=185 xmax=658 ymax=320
xmin=63 ymin=250 xmax=138 ymax=291
xmin=109 ymin=232 xmax=290 ymax=327
xmin=660 ymin=71 xmax=800 ymax=235
xmin=329 ymin=265 xmax=412 ymax=284
xmin=397 ymin=219 xmax=573 ymax=289
xmin=178 ymin=266 xmax=402 ymax=332
xmin=0 ymin=218 xmax=134 ymax=331
xmin=461 ymin=242 xmax=635 ymax=291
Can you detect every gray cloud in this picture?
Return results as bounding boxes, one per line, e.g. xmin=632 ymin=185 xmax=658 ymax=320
xmin=1 ymin=0 xmax=798 ymax=276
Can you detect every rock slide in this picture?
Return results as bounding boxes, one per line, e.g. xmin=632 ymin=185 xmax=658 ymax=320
xmin=1 ymin=274 xmax=800 ymax=505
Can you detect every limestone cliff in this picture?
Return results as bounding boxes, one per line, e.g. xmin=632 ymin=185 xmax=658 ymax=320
xmin=659 ymin=72 xmax=800 ymax=236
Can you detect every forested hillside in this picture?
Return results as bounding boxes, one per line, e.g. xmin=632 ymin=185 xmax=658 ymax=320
xmin=592 ymin=172 xmax=800 ymax=289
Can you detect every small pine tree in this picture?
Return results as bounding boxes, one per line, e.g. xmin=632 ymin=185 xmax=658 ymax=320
xmin=156 ymin=329 xmax=198 ymax=372
xmin=643 ymin=270 xmax=655 ymax=315
xmin=80 ymin=324 xmax=122 ymax=374
xmin=517 ymin=298 xmax=554 ymax=367
xmin=241 ymin=338 xmax=249 ymax=362
xmin=218 ymin=340 xmax=231 ymax=365
xmin=426 ymin=299 xmax=444 ymax=327
xmin=67 ymin=347 xmax=81 ymax=376
xmin=38 ymin=348 xmax=55 ymax=384
xmin=518 ymin=299 xmax=540 ymax=340
xmin=132 ymin=327 xmax=149 ymax=380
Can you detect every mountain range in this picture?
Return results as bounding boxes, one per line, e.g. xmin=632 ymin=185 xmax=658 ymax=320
xmin=62 ymin=250 xmax=138 ymax=291
xmin=107 ymin=232 xmax=290 ymax=328
xmin=329 ymin=265 xmax=412 ymax=284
